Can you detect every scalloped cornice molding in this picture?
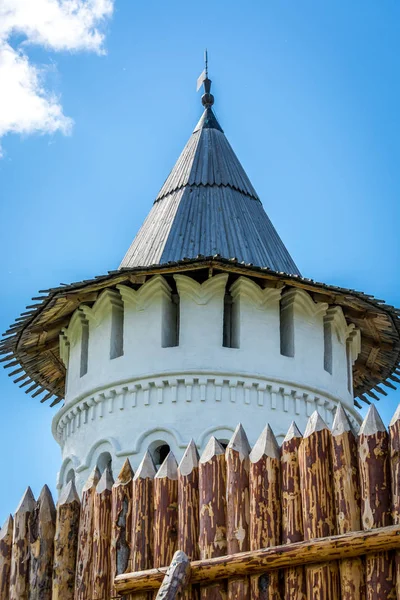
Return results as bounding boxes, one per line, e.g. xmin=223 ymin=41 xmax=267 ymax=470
xmin=281 ymin=288 xmax=328 ymax=319
xmin=230 ymin=277 xmax=282 ymax=308
xmin=324 ymin=306 xmax=348 ymax=344
xmin=117 ymin=276 xmax=172 ymax=311
xmin=62 ymin=309 xmax=88 ymax=346
xmin=79 ymin=289 xmax=123 ymax=325
xmin=347 ymin=327 xmax=361 ymax=363
xmin=174 ymin=273 xmax=228 ymax=305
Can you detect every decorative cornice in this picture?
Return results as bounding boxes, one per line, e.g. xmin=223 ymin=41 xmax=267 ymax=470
xmin=79 ymin=289 xmax=123 ymax=325
xmin=230 ymin=277 xmax=282 ymax=308
xmin=117 ymin=275 xmax=172 ymax=311
xmin=324 ymin=306 xmax=348 ymax=344
xmin=62 ymin=309 xmax=88 ymax=345
xmin=281 ymin=288 xmax=328 ymax=319
xmin=174 ymin=274 xmax=228 ymax=305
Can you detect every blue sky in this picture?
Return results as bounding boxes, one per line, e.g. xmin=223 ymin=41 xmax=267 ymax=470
xmin=0 ymin=1 xmax=399 ymax=522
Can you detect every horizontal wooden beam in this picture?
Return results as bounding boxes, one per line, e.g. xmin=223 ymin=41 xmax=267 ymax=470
xmin=115 ymin=525 xmax=400 ymax=594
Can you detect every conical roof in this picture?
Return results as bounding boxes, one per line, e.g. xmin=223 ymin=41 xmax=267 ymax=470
xmin=119 ymin=80 xmax=300 ymax=275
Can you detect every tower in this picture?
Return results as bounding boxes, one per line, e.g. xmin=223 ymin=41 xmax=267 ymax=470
xmin=2 ymin=73 xmax=399 ymax=496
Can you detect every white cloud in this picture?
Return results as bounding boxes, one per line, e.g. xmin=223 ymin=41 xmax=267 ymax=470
xmin=0 ymin=0 xmax=114 ymax=155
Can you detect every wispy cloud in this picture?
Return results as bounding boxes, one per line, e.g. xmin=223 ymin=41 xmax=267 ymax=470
xmin=0 ymin=0 xmax=114 ymax=155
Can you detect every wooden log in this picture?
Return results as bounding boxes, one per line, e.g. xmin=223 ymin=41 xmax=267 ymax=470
xmin=281 ymin=422 xmax=306 ymax=600
xmin=331 ymin=404 xmax=364 ymax=599
xmin=10 ymin=487 xmax=35 ymax=600
xmin=153 ymin=452 xmax=179 ymax=569
xmin=226 ymin=424 xmax=251 ymax=600
xmin=52 ymin=481 xmax=80 ymax=600
xmin=155 ymin=550 xmax=191 ymax=600
xmin=92 ymin=467 xmax=114 ymax=600
xmin=358 ymin=404 xmax=395 ymax=599
xmin=115 ymin=524 xmax=400 ymax=594
xmin=249 ymin=424 xmax=281 ymax=600
xmin=298 ymin=411 xmax=340 ymax=599
xmin=111 ymin=459 xmax=133 ymax=598
xmin=178 ymin=440 xmax=200 ymax=600
xmin=199 ymin=437 xmax=227 ymax=600
xmin=389 ymin=403 xmax=400 ymax=599
xmin=29 ymin=485 xmax=56 ymax=600
xmin=130 ymin=450 xmax=156 ymax=600
xmin=0 ymin=515 xmax=13 ymax=600
xmin=75 ymin=466 xmax=100 ymax=600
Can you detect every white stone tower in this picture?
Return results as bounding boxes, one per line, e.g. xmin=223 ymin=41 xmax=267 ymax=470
xmin=3 ymin=73 xmax=399 ymax=495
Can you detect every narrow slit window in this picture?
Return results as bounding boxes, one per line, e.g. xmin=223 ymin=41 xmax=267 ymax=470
xmin=323 ymin=320 xmax=333 ymax=374
xmin=280 ymin=299 xmax=294 ymax=357
xmin=80 ymin=320 xmax=89 ymax=377
xmin=346 ymin=340 xmax=352 ymax=394
xmin=110 ymin=305 xmax=124 ymax=359
xmin=162 ymin=294 xmax=180 ymax=348
xmin=223 ymin=293 xmax=238 ymax=348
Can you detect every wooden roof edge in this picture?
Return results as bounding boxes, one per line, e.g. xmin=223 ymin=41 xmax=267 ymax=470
xmin=2 ymin=257 xmax=400 ymax=407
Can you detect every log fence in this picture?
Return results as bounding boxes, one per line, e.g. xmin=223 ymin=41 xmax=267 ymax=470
xmin=2 ymin=403 xmax=400 ymax=599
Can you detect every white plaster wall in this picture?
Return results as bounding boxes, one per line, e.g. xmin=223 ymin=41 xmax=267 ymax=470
xmin=55 ymin=274 xmax=361 ymax=494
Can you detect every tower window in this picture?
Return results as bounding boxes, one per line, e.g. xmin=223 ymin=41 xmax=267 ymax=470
xmin=323 ymin=319 xmax=333 ymax=374
xmin=223 ymin=293 xmax=238 ymax=348
xmin=162 ymin=294 xmax=179 ymax=348
xmin=97 ymin=451 xmax=112 ymax=476
xmin=80 ymin=320 xmax=89 ymax=377
xmin=110 ymin=305 xmax=124 ymax=359
xmin=152 ymin=443 xmax=170 ymax=469
xmin=280 ymin=299 xmax=294 ymax=357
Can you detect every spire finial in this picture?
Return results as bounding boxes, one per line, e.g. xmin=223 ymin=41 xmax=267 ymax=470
xmin=197 ymin=50 xmax=214 ymax=108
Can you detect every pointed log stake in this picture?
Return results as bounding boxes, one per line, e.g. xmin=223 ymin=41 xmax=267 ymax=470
xmin=155 ymin=550 xmax=191 ymax=600
xmin=29 ymin=485 xmax=56 ymax=600
xmin=75 ymin=466 xmax=100 ymax=600
xmin=281 ymin=422 xmax=306 ymax=600
xmin=249 ymin=424 xmax=281 ymax=600
xmin=52 ymin=480 xmax=80 ymax=600
xmin=10 ymin=487 xmax=35 ymax=600
xmin=359 ymin=404 xmax=395 ymax=598
xmin=130 ymin=451 xmax=156 ymax=600
xmin=178 ymin=440 xmax=200 ymax=600
xmin=226 ymin=424 xmax=251 ymax=600
xmin=0 ymin=515 xmax=13 ymax=600
xmin=390 ymin=403 xmax=400 ymax=598
xmin=154 ymin=452 xmax=179 ymax=569
xmin=92 ymin=467 xmax=114 ymax=600
xmin=110 ymin=459 xmax=133 ymax=598
xmin=331 ymin=404 xmax=364 ymax=599
xmin=299 ymin=411 xmax=340 ymax=599
xmin=199 ymin=437 xmax=227 ymax=600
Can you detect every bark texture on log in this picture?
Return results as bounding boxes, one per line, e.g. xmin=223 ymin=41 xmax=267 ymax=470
xmin=115 ymin=524 xmax=400 ymax=594
xmin=28 ymin=485 xmax=56 ymax=600
xmin=0 ymin=515 xmax=13 ymax=600
xmin=390 ymin=403 xmax=400 ymax=600
xmin=52 ymin=481 xmax=80 ymax=600
xmin=9 ymin=487 xmax=35 ymax=600
xmin=249 ymin=424 xmax=281 ymax=600
xmin=111 ymin=459 xmax=133 ymax=598
xmin=226 ymin=424 xmax=250 ymax=600
xmin=153 ymin=452 xmax=179 ymax=569
xmin=155 ymin=550 xmax=190 ymax=600
xmin=92 ymin=467 xmax=114 ymax=600
xmin=359 ymin=404 xmax=395 ymax=599
xmin=299 ymin=411 xmax=340 ymax=599
xmin=199 ymin=437 xmax=227 ymax=600
xmin=331 ymin=403 xmax=364 ymax=600
xmin=281 ymin=422 xmax=306 ymax=600
xmin=178 ymin=440 xmax=200 ymax=600
xmin=74 ymin=466 xmax=100 ymax=600
xmin=130 ymin=451 xmax=156 ymax=600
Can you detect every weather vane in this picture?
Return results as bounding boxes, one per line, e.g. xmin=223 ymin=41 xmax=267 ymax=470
xmin=196 ymin=49 xmax=209 ymax=91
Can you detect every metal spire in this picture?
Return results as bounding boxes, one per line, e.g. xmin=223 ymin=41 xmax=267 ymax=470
xmin=197 ymin=50 xmax=214 ymax=108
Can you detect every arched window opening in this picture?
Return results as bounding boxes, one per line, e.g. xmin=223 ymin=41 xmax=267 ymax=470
xmin=97 ymin=451 xmax=112 ymax=476
xmin=66 ymin=468 xmax=75 ymax=484
xmin=152 ymin=443 xmax=171 ymax=469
